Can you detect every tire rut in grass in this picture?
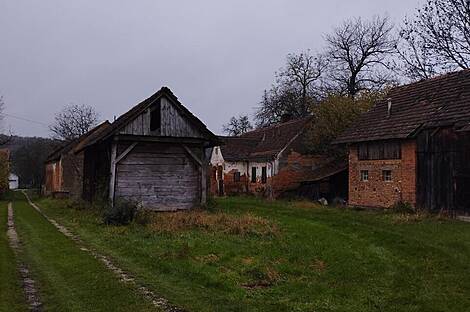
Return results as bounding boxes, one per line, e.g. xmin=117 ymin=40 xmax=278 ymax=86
xmin=7 ymin=202 xmax=42 ymax=312
xmin=22 ymin=191 xmax=185 ymax=312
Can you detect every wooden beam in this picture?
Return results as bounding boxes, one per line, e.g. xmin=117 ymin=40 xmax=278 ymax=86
xmin=182 ymin=144 xmax=207 ymax=205
xmin=109 ymin=142 xmax=138 ymax=207
xmin=109 ymin=142 xmax=117 ymax=206
xmin=115 ymin=142 xmax=138 ymax=164
xmin=116 ymin=134 xmax=208 ymax=145
xmin=182 ymin=145 xmax=202 ymax=166
xmin=200 ymin=151 xmax=207 ymax=205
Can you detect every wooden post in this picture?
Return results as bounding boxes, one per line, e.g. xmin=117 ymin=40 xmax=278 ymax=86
xmin=109 ymin=142 xmax=138 ymax=207
xmin=182 ymin=144 xmax=206 ymax=205
xmin=201 ymin=149 xmax=207 ymax=205
xmin=109 ymin=142 xmax=117 ymax=206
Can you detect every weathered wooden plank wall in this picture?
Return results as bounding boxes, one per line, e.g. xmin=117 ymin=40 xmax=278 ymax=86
xmin=115 ymin=142 xmax=201 ymax=211
xmin=416 ymin=127 xmax=470 ymax=214
xmin=119 ymin=97 xmax=204 ymax=138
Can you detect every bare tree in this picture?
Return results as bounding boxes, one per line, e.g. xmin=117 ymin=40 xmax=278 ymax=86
xmin=255 ymin=51 xmax=326 ymax=127
xmin=0 ymin=95 xmax=12 ymax=146
xmin=50 ymin=103 xmax=99 ymax=141
xmin=325 ymin=16 xmax=397 ymax=98
xmin=0 ymin=96 xmax=5 ymax=125
xmin=397 ymin=0 xmax=470 ymax=81
xmin=223 ymin=115 xmax=253 ymax=136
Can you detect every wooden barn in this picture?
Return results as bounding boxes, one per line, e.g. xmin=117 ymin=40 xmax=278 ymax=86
xmin=335 ymin=69 xmax=470 ymax=216
xmin=44 ymin=121 xmax=111 ymax=198
xmin=75 ymin=87 xmax=219 ymax=211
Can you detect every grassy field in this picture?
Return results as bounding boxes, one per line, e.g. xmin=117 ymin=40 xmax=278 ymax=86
xmin=8 ymin=193 xmax=156 ymax=312
xmin=34 ymin=195 xmax=470 ymax=312
xmin=0 ymin=200 xmax=29 ymax=312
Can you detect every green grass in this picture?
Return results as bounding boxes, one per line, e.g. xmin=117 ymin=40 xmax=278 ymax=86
xmin=37 ymin=196 xmax=470 ymax=312
xmin=11 ymin=193 xmax=157 ymax=312
xmin=0 ymin=200 xmax=28 ymax=312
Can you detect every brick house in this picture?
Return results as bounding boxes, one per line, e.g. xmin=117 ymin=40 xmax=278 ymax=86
xmin=335 ymin=70 xmax=470 ymax=215
xmin=210 ymin=117 xmax=348 ymax=200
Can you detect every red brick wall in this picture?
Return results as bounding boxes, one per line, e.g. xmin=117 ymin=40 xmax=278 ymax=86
xmin=224 ymin=169 xmax=249 ymax=195
xmin=44 ymin=161 xmax=62 ymax=195
xmin=271 ymin=151 xmax=330 ymax=198
xmin=348 ymin=140 xmax=417 ymax=208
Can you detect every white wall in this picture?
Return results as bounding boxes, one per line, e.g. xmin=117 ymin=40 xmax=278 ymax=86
xmin=9 ymin=173 xmax=19 ymax=190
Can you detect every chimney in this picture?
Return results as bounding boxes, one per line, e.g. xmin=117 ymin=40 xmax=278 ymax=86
xmin=387 ymin=98 xmax=392 ymax=118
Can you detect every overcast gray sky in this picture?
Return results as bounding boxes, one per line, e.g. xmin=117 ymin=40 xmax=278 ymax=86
xmin=0 ymin=0 xmax=422 ymax=137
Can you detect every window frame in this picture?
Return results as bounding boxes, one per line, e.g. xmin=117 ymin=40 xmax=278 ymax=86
xmin=360 ymin=170 xmax=369 ymax=182
xmin=251 ymin=167 xmax=257 ymax=183
xmin=261 ymin=166 xmax=267 ymax=184
xmin=382 ymin=170 xmax=392 ymax=182
xmin=233 ymin=171 xmax=241 ymax=182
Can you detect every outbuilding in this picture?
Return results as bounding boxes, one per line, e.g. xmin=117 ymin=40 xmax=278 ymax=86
xmin=8 ymin=173 xmax=19 ymax=190
xmin=44 ymin=121 xmax=111 ymax=198
xmin=76 ymin=87 xmax=219 ymax=211
xmin=335 ymin=70 xmax=470 ymax=215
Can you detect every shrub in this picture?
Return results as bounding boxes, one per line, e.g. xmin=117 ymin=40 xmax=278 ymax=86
xmin=391 ymin=201 xmax=415 ymax=214
xmin=66 ymin=198 xmax=89 ymax=211
xmin=0 ymin=150 xmax=9 ymax=197
xmin=134 ymin=210 xmax=151 ymax=226
xmin=102 ymin=199 xmax=137 ymax=225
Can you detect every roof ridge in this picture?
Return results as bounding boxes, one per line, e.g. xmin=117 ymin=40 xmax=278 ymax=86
xmin=240 ymin=116 xmax=311 ymax=136
xmin=392 ymin=69 xmax=470 ymax=92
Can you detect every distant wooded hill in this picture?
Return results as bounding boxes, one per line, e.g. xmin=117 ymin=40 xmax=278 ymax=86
xmin=0 ymin=134 xmax=61 ymax=188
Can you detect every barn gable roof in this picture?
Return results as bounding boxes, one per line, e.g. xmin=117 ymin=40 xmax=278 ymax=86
xmin=46 ymin=121 xmax=111 ymax=162
xmin=79 ymin=87 xmax=219 ymax=151
xmin=220 ymin=117 xmax=312 ymax=162
xmin=335 ymin=69 xmax=470 ymax=144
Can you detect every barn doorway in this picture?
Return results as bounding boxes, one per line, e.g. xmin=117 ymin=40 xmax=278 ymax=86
xmin=217 ymin=165 xmax=224 ymax=196
xmin=417 ymin=128 xmax=470 ymax=215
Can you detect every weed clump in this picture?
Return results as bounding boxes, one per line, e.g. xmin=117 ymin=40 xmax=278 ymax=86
xmin=103 ymin=199 xmax=137 ymax=225
xmin=148 ymin=210 xmax=279 ymax=237
xmin=390 ymin=201 xmax=415 ymax=214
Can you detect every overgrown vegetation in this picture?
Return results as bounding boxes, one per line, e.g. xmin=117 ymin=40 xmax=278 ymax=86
xmin=102 ymin=199 xmax=137 ymax=225
xmin=36 ymin=196 xmax=470 ymax=312
xmin=390 ymin=200 xmax=415 ymax=214
xmin=304 ymin=93 xmax=377 ymax=155
xmin=146 ymin=210 xmax=279 ymax=237
xmin=0 ymin=151 xmax=9 ymax=197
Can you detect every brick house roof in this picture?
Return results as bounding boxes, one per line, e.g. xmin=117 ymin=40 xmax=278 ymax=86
xmin=220 ymin=117 xmax=312 ymax=162
xmin=335 ymin=69 xmax=470 ymax=144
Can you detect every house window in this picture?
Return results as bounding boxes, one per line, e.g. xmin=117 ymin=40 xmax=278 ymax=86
xmin=251 ymin=167 xmax=257 ymax=183
xmin=217 ymin=166 xmax=223 ymax=181
xmin=360 ymin=170 xmax=369 ymax=182
xmin=261 ymin=166 xmax=267 ymax=184
xmin=234 ymin=171 xmax=241 ymax=182
xmin=382 ymin=170 xmax=392 ymax=182
xmin=150 ymin=101 xmax=161 ymax=131
xmin=358 ymin=141 xmax=401 ymax=160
